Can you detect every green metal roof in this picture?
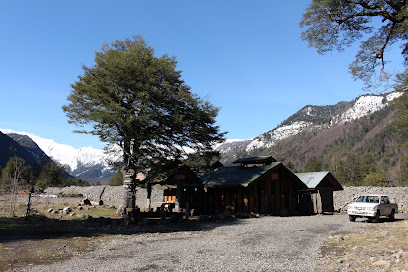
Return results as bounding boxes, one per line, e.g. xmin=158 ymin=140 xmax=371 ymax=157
xmin=191 ymin=161 xmax=222 ymax=167
xmin=201 ymin=162 xmax=281 ymax=187
xmin=233 ymin=156 xmax=276 ymax=165
xmin=295 ymin=171 xmax=343 ymax=191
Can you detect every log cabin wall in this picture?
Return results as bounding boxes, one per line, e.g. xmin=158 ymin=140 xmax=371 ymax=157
xmin=295 ymin=172 xmax=343 ymax=214
xmin=160 ymin=165 xmax=203 ymax=213
xmin=202 ymin=164 xmax=305 ymax=215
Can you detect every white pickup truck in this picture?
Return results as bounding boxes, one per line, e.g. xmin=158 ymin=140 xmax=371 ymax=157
xmin=347 ymin=195 xmax=398 ymax=222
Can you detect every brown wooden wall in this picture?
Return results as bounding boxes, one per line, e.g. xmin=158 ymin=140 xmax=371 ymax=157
xmin=202 ymin=166 xmax=303 ymax=215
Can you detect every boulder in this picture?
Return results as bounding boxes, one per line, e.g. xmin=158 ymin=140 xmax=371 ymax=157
xmin=62 ymin=207 xmax=72 ymax=214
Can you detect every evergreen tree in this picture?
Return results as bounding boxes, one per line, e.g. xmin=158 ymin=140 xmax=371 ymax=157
xmin=21 ymin=165 xmax=36 ymax=187
xmin=66 ymin=178 xmax=90 ymax=187
xmin=360 ymin=153 xmax=379 ymax=178
xmin=35 ymin=161 xmax=67 ymax=188
xmin=109 ymin=171 xmax=123 ymax=186
xmin=392 ymin=73 xmax=408 ymax=147
xmin=347 ymin=153 xmax=364 ymax=185
xmin=304 ymin=156 xmax=323 ymax=172
xmin=363 ymin=172 xmax=388 ymax=186
xmin=398 ymin=155 xmax=408 ymax=186
xmin=329 ymin=157 xmax=347 ymax=184
xmin=63 ymin=36 xmax=225 ymax=197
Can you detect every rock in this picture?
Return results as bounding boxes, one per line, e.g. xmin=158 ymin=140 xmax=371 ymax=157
xmin=372 ymin=260 xmax=391 ymax=267
xmin=62 ymin=207 xmax=72 ymax=214
xmin=116 ymin=205 xmax=125 ymax=215
xmin=369 ymin=257 xmax=378 ymax=262
xmin=47 ymin=208 xmax=53 ymax=213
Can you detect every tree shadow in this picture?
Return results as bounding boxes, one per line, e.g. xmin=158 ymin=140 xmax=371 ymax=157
xmin=0 ymin=214 xmax=245 ymax=243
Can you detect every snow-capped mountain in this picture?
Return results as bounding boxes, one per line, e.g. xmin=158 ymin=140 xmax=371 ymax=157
xmin=0 ymin=129 xmax=120 ymax=182
xmin=1 ymin=91 xmax=403 ymax=181
xmin=215 ymin=91 xmax=404 ymax=165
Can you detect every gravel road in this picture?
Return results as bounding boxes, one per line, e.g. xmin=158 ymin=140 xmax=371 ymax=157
xmin=17 ymin=214 xmax=356 ymax=272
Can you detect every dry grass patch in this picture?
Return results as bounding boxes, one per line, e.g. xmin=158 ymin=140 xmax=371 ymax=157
xmin=316 ymin=219 xmax=408 ymax=271
xmin=0 ymin=235 xmax=94 ymax=271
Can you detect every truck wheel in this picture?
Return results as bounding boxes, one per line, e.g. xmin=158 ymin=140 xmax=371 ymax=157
xmin=371 ymin=210 xmax=380 ymax=223
xmin=388 ymin=209 xmax=395 ymax=221
xmin=349 ymin=215 xmax=356 ymax=222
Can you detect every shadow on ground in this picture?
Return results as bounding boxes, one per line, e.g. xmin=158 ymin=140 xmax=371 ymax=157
xmin=0 ymin=214 xmax=245 ymax=243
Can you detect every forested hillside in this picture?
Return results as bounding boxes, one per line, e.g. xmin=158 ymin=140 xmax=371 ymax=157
xmin=216 ymin=92 xmax=408 ymax=186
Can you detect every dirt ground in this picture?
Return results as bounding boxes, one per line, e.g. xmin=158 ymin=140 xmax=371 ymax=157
xmin=1 ymin=194 xmax=408 ymax=271
xmin=316 ymin=213 xmax=408 ymax=272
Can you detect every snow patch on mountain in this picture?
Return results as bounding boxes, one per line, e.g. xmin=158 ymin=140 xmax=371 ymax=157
xmin=246 ymin=121 xmax=313 ymax=152
xmin=244 ymin=92 xmax=403 ymax=153
xmin=332 ymin=92 xmax=403 ymax=125
xmin=0 ymin=129 xmax=121 ymax=174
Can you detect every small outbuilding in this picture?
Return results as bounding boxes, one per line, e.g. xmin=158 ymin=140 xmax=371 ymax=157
xmin=295 ymin=171 xmax=343 ymax=214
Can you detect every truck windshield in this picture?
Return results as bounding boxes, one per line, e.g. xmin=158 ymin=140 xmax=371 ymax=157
xmin=356 ymin=196 xmax=379 ymax=203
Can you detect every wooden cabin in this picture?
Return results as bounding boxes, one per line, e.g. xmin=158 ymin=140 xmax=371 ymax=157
xmin=295 ymin=171 xmax=343 ymax=214
xmin=200 ymin=157 xmax=308 ymax=215
xmin=150 ymin=163 xmax=204 ymax=214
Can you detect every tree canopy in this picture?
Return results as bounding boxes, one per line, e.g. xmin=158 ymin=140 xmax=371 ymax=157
xmin=392 ymin=72 xmax=408 ymax=146
xmin=63 ymin=36 xmax=225 ymax=179
xmin=300 ymin=0 xmax=408 ymax=88
xmin=304 ymin=156 xmax=323 ymax=172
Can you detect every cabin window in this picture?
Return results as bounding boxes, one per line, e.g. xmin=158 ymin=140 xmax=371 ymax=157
xmin=163 ymin=188 xmax=176 ymax=203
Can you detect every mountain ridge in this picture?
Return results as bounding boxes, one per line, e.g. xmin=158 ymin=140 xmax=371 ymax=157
xmin=0 ymin=129 xmax=118 ymax=182
xmin=1 ymin=91 xmax=404 ymax=183
xmin=215 ymin=91 xmax=404 ymax=170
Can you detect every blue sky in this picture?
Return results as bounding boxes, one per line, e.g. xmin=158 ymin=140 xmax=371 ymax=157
xmin=0 ymin=1 xmax=403 ymax=149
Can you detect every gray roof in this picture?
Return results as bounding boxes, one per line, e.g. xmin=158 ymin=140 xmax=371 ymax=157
xmin=295 ymin=171 xmax=343 ymax=191
xmin=233 ymin=156 xmax=276 ymax=165
xmin=201 ymin=162 xmax=281 ymax=187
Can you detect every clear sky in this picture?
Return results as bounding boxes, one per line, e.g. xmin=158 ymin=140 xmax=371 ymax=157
xmin=0 ymin=1 xmax=403 ymax=149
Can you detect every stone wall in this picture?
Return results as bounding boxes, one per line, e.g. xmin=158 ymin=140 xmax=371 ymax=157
xmin=45 ymin=185 xmax=408 ymax=213
xmin=45 ymin=185 xmax=163 ymax=210
xmin=334 ymin=186 xmax=408 ymax=213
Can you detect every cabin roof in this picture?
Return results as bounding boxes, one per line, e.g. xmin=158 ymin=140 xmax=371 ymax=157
xmin=233 ymin=156 xmax=276 ymax=165
xmin=201 ymin=162 xmax=281 ymax=186
xmin=295 ymin=171 xmax=343 ymax=191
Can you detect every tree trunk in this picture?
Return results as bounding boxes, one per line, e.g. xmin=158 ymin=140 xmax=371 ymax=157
xmin=122 ymin=167 xmax=137 ymax=210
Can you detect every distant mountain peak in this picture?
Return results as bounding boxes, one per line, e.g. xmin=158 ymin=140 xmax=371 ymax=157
xmin=0 ymin=129 xmax=120 ymax=182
